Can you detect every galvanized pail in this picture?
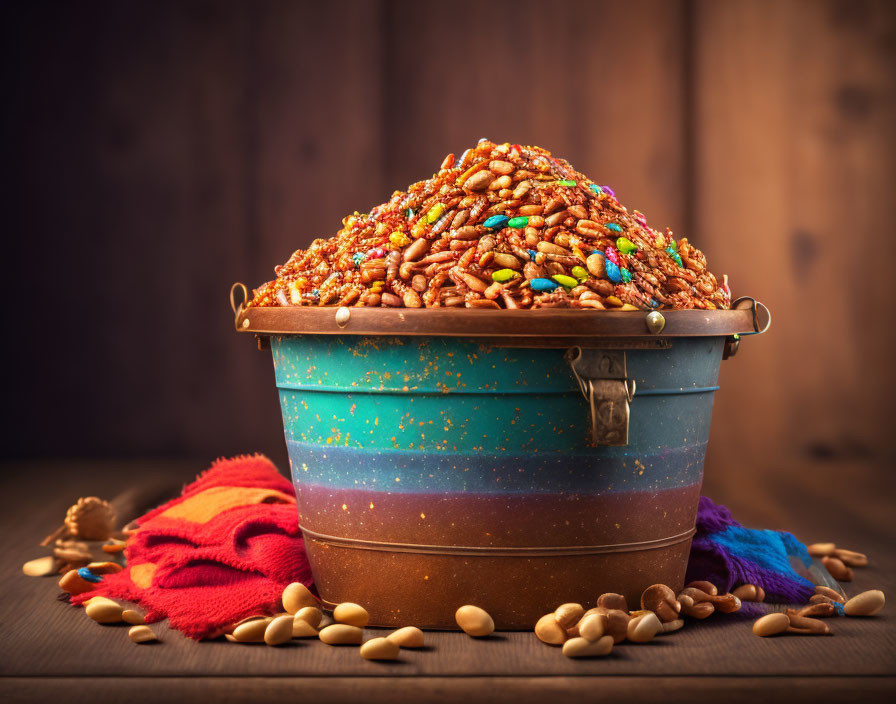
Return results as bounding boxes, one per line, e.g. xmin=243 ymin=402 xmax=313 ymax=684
xmin=232 ymin=288 xmax=769 ymax=629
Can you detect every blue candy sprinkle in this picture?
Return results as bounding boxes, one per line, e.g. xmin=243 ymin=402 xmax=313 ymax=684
xmin=605 ymin=260 xmax=623 ymax=283
xmin=833 ymin=602 xmax=845 ymax=616
xmin=310 ymin=289 xmax=320 ymax=299
xmin=530 ymin=278 xmax=559 ymax=292
xmin=606 ymin=223 xmax=623 ymax=233
xmin=483 ymin=214 xmax=510 ymax=230
xmin=589 ymin=184 xmax=603 ymax=195
xmin=78 ymin=567 xmax=103 ymax=584
xmin=528 ymin=249 xmax=537 ymax=261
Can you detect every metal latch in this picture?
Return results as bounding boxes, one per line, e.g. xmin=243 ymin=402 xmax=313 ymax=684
xmin=565 ymin=348 xmax=636 ymax=446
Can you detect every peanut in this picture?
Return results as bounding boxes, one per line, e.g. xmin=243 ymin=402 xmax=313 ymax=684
xmin=319 ymin=624 xmax=363 ymax=645
xmin=562 ymin=635 xmax=613 ymax=658
xmin=231 ymin=617 xmax=272 ymax=643
xmin=293 ymin=606 xmax=323 ymax=628
xmin=596 ymin=593 xmax=628 ymax=612
xmin=22 ymin=556 xmax=58 ymax=577
xmin=360 ymin=637 xmax=400 ymax=661
xmin=821 ymin=556 xmax=854 ymax=582
xmin=641 ymin=584 xmax=681 ymax=622
xmin=577 ymin=612 xmax=607 ymax=642
xmin=387 ymin=626 xmax=425 ymax=648
xmin=753 ymin=612 xmax=790 ymax=637
xmin=455 ymin=605 xmax=494 ymax=637
xmin=282 ymin=582 xmax=317 ymax=614
xmin=534 ymin=613 xmax=567 ymax=645
xmin=807 ymin=542 xmax=837 ymax=557
xmin=264 ymin=615 xmax=295 ymax=646
xmin=833 ymin=549 xmax=868 ymax=567
xmin=128 ymin=625 xmax=158 ymax=644
xmin=333 ymin=602 xmax=369 ymax=628
xmin=844 ymin=590 xmax=885 ymax=616
xmin=627 ymin=612 xmax=662 ymax=643
xmin=85 ymin=599 xmax=124 ymax=624
xmin=122 ymin=609 xmax=145 ymax=625
xmin=732 ymin=584 xmax=765 ymax=602
xmin=554 ymin=603 xmax=585 ymax=629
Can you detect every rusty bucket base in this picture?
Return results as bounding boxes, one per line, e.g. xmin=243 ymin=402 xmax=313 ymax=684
xmin=305 ymin=538 xmax=693 ymax=630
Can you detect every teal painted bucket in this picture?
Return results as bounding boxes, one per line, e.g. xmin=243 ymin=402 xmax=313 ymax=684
xmin=234 ymin=295 xmax=769 ymax=628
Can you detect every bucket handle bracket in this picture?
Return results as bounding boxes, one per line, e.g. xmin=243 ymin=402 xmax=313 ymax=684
xmin=565 ymin=348 xmax=636 ymax=447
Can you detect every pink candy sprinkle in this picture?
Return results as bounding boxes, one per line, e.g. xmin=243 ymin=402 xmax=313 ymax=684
xmin=605 ymin=246 xmax=619 ymax=265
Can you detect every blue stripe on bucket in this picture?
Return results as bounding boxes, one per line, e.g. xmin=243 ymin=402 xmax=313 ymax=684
xmin=275 ymin=384 xmax=720 ymax=396
xmin=287 ymin=440 xmax=707 ymax=494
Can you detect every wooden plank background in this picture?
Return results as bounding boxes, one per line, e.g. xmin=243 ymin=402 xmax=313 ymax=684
xmin=4 ymin=0 xmax=896 ymax=515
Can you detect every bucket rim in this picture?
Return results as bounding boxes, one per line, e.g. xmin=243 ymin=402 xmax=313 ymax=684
xmin=231 ymin=284 xmax=770 ymax=341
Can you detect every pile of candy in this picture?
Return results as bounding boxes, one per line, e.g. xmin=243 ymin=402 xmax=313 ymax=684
xmin=249 ymin=140 xmax=731 ymax=310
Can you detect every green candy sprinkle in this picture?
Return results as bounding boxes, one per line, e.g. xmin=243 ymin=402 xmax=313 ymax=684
xmin=492 ymin=269 xmax=519 ymax=283
xmin=552 ymin=274 xmax=578 ymax=289
xmin=571 ymin=266 xmax=589 ymax=280
xmin=621 ymin=268 xmax=632 ymax=283
xmin=616 ymin=237 xmax=637 ymax=255
xmin=507 ymin=216 xmax=529 ymax=229
xmin=557 ymin=179 xmax=577 ymax=187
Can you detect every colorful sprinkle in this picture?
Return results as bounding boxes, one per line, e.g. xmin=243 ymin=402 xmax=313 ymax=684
xmin=528 ymin=249 xmax=537 ymax=261
xmin=310 ymin=289 xmax=320 ymax=299
xmin=492 ymin=269 xmax=519 ymax=283
xmin=558 ymin=179 xmax=577 ymax=187
xmin=605 ymin=260 xmax=623 ymax=283
xmin=507 ymin=216 xmax=529 ymax=229
xmin=530 ymin=278 xmax=559 ymax=292
xmin=602 ymin=185 xmax=616 ymax=197
xmin=606 ymin=223 xmax=623 ymax=233
xmin=616 ymin=237 xmax=637 ymax=255
xmin=389 ymin=231 xmax=411 ymax=248
xmin=605 ymin=246 xmax=619 ymax=265
xmin=589 ymin=184 xmax=602 ymax=196
xmin=425 ymin=203 xmax=445 ymax=224
xmin=483 ymin=214 xmax=510 ymax=230
xmin=352 ymin=252 xmax=367 ymax=267
xmin=77 ymin=568 xmax=102 ymax=584
xmin=621 ymin=267 xmax=632 ymax=283
xmin=366 ymin=247 xmax=385 ymax=259
xmin=666 ymin=246 xmax=683 ymax=267
xmin=405 ymin=208 xmax=414 ymax=219
xmin=552 ymin=274 xmax=578 ymax=289
xmin=571 ymin=265 xmax=589 ymax=280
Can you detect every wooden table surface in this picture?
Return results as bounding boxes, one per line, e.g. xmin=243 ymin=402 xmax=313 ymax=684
xmin=2 ymin=459 xmax=894 ymax=703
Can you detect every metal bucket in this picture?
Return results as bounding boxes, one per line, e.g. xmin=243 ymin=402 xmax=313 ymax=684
xmin=232 ymin=288 xmax=769 ymax=628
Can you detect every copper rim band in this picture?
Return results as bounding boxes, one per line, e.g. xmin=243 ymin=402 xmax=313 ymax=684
xmin=299 ymin=526 xmax=696 ymax=557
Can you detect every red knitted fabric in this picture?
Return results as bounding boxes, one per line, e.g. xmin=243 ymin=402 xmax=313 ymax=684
xmin=72 ymin=454 xmax=314 ymax=639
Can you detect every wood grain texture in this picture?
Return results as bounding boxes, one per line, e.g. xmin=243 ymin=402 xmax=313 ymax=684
xmin=694 ymin=0 xmax=896 ymax=494
xmin=1 ymin=461 xmax=894 ymax=685
xmin=382 ymin=0 xmax=689 ymax=233
xmin=2 ymin=677 xmax=895 ymax=704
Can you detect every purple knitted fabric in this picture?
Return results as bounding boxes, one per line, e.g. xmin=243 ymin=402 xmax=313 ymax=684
xmin=686 ymin=496 xmax=815 ymax=604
